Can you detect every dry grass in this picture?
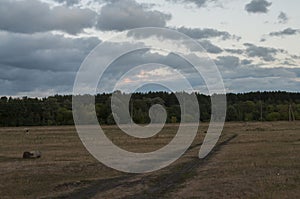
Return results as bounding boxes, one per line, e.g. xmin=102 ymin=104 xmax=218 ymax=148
xmin=0 ymin=122 xmax=299 ymax=198
xmin=169 ymin=122 xmax=300 ymax=199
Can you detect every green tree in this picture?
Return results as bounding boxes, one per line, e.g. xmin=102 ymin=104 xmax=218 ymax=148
xmin=266 ymin=112 xmax=281 ymax=121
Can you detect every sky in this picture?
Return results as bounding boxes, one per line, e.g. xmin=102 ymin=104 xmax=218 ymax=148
xmin=0 ymin=0 xmax=300 ymax=97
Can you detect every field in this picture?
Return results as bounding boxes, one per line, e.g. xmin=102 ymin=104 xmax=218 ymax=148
xmin=0 ymin=122 xmax=300 ymax=198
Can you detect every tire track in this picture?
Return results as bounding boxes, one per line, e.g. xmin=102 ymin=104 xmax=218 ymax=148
xmin=54 ymin=134 xmax=238 ymax=199
xmin=122 ymin=134 xmax=238 ymax=199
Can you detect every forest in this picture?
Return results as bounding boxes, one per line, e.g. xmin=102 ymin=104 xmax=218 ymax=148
xmin=0 ymin=91 xmax=299 ymax=127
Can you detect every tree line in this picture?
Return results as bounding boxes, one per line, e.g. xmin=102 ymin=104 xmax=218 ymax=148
xmin=0 ymin=91 xmax=299 ymax=127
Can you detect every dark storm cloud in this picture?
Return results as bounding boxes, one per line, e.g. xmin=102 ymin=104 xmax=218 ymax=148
xmin=0 ymin=0 xmax=97 ymax=35
xmin=0 ymin=64 xmax=76 ymax=96
xmin=278 ymin=12 xmax=289 ymax=24
xmin=176 ymin=26 xmax=238 ymax=40
xmin=0 ymin=34 xmax=299 ymax=96
xmin=0 ymin=0 xmax=299 ymax=96
xmin=96 ymin=0 xmax=171 ymax=31
xmin=244 ymin=43 xmax=282 ymax=62
xmin=269 ymin=28 xmax=300 ymax=37
xmin=245 ymin=0 xmax=272 ymax=14
xmin=0 ymin=32 xmax=100 ymax=72
xmin=198 ymin=40 xmax=223 ymax=54
xmin=0 ymin=31 xmax=100 ymax=96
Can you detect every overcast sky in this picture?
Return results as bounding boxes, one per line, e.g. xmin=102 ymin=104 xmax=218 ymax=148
xmin=0 ymin=0 xmax=300 ymax=97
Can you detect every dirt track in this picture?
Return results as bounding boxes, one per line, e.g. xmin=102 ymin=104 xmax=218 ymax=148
xmin=55 ymin=133 xmax=237 ymax=199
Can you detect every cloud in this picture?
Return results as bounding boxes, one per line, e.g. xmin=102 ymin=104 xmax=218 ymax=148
xmin=244 ymin=43 xmax=281 ymax=62
xmin=0 ymin=32 xmax=100 ymax=72
xmin=212 ymin=55 xmax=300 ymax=93
xmin=225 ymin=48 xmax=244 ymax=55
xmin=96 ymin=0 xmax=171 ymax=31
xmin=245 ymin=0 xmax=272 ymax=14
xmin=291 ymin=55 xmax=300 ymax=60
xmin=260 ymin=38 xmax=266 ymax=42
xmin=278 ymin=12 xmax=289 ymax=24
xmin=1 ymin=33 xmax=299 ymax=96
xmin=215 ymin=56 xmax=240 ymax=69
xmin=281 ymin=60 xmax=297 ymax=67
xmin=0 ymin=31 xmax=101 ymax=96
xmin=102 ymin=48 xmax=297 ymax=94
xmin=0 ymin=0 xmax=97 ymax=35
xmin=198 ymin=40 xmax=223 ymax=54
xmin=167 ymin=0 xmax=217 ymax=8
xmin=53 ymin=0 xmax=81 ymax=6
xmin=176 ymin=26 xmax=238 ymax=40
xmin=0 ymin=64 xmax=76 ymax=96
xmin=95 ymin=49 xmax=204 ymax=93
xmin=241 ymin=59 xmax=253 ymax=65
xmin=224 ymin=66 xmax=297 ymax=80
xmin=225 ymin=76 xmax=300 ymax=93
xmin=126 ymin=26 xmax=239 ymax=42
xmin=269 ymin=28 xmax=300 ymax=37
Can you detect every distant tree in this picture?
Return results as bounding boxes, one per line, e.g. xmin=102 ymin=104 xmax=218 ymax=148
xmin=107 ymin=113 xmax=116 ymax=125
xmin=266 ymin=112 xmax=281 ymax=121
xmin=171 ymin=116 xmax=177 ymax=123
xmin=0 ymin=91 xmax=299 ymax=127
xmin=226 ymin=105 xmax=238 ymax=121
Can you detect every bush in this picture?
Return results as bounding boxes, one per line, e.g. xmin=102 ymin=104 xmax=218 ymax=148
xmin=266 ymin=112 xmax=281 ymax=121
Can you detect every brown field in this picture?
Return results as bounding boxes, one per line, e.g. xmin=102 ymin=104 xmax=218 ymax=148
xmin=0 ymin=122 xmax=299 ymax=199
